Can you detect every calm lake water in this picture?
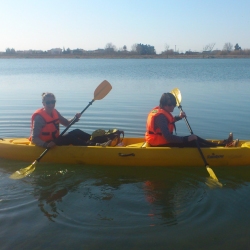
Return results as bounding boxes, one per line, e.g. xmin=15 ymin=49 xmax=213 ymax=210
xmin=0 ymin=59 xmax=250 ymax=249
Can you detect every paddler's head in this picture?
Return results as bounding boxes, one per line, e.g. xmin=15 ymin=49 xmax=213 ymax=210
xmin=42 ymin=92 xmax=56 ymax=115
xmin=159 ymin=93 xmax=176 ymax=112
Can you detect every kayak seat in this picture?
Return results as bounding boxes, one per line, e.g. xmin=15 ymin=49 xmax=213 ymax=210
xmin=126 ymin=142 xmax=149 ymax=148
xmin=142 ymin=142 xmax=151 ymax=147
xmin=241 ymin=141 xmax=250 ymax=148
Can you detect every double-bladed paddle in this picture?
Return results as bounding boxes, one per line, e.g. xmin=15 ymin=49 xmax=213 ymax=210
xmin=171 ymin=88 xmax=219 ymax=182
xmin=10 ymin=80 xmax=112 ymax=179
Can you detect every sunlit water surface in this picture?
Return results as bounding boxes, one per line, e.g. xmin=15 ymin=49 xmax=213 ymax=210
xmin=0 ymin=59 xmax=250 ymax=249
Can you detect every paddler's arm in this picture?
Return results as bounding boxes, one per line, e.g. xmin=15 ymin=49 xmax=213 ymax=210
xmin=57 ymin=111 xmax=81 ymax=127
xmin=155 ymin=114 xmax=189 ymax=144
xmin=31 ymin=115 xmax=49 ymax=148
xmin=174 ymin=111 xmax=186 ymax=122
xmin=156 ymin=114 xmax=197 ymax=144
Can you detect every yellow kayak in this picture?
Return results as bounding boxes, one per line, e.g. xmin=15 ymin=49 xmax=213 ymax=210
xmin=1 ymin=138 xmax=250 ymax=167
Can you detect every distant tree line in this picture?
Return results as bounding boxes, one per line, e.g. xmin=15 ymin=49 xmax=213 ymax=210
xmin=163 ymin=42 xmax=249 ymax=56
xmin=5 ymin=48 xmax=16 ymax=54
xmin=3 ymin=42 xmax=250 ymax=56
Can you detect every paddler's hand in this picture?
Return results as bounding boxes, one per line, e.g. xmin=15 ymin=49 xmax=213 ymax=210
xmin=47 ymin=141 xmax=56 ymax=148
xmin=74 ymin=113 xmax=81 ymax=123
xmin=188 ymin=134 xmax=197 ymax=141
xmin=179 ymin=111 xmax=186 ymax=119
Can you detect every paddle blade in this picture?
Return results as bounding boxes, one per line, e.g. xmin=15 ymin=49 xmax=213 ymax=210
xmin=205 ymin=177 xmax=223 ymax=188
xmin=9 ymin=161 xmax=37 ymax=179
xmin=206 ymin=166 xmax=219 ymax=182
xmin=171 ymin=88 xmax=182 ymax=106
xmin=94 ymin=80 xmax=112 ymax=100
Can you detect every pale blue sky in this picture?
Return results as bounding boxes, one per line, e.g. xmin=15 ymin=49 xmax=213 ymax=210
xmin=1 ymin=0 xmax=249 ymax=53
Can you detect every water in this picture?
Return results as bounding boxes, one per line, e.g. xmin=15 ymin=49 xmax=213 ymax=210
xmin=0 ymin=59 xmax=250 ymax=249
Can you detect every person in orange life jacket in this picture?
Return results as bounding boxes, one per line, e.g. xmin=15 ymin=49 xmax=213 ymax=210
xmin=145 ymin=93 xmax=228 ymax=147
xmin=30 ymin=92 xmax=91 ymax=148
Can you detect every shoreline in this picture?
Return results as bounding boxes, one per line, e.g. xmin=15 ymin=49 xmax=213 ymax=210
xmin=1 ymin=54 xmax=250 ymax=59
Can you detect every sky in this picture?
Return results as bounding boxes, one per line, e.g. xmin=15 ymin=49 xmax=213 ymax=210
xmin=1 ymin=0 xmax=250 ymax=54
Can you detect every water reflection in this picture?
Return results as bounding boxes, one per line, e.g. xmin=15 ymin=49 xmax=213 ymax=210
xmin=26 ymin=164 xmax=211 ymax=226
xmin=28 ymin=164 xmax=250 ymax=228
xmin=1 ymin=159 xmax=250 ymax=249
xmin=32 ymin=168 xmax=82 ymax=222
xmin=143 ymin=180 xmax=177 ymax=226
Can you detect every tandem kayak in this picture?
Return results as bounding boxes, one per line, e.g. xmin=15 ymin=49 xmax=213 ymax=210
xmin=1 ymin=138 xmax=250 ymax=167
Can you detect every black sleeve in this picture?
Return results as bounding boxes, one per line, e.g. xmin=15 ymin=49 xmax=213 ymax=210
xmin=154 ymin=114 xmax=184 ymax=143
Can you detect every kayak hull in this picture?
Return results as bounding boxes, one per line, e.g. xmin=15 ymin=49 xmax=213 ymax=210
xmin=1 ymin=138 xmax=250 ymax=167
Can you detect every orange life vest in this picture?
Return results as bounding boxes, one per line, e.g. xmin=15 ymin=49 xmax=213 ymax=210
xmin=145 ymin=106 xmax=175 ymax=146
xmin=29 ymin=108 xmax=60 ymax=142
